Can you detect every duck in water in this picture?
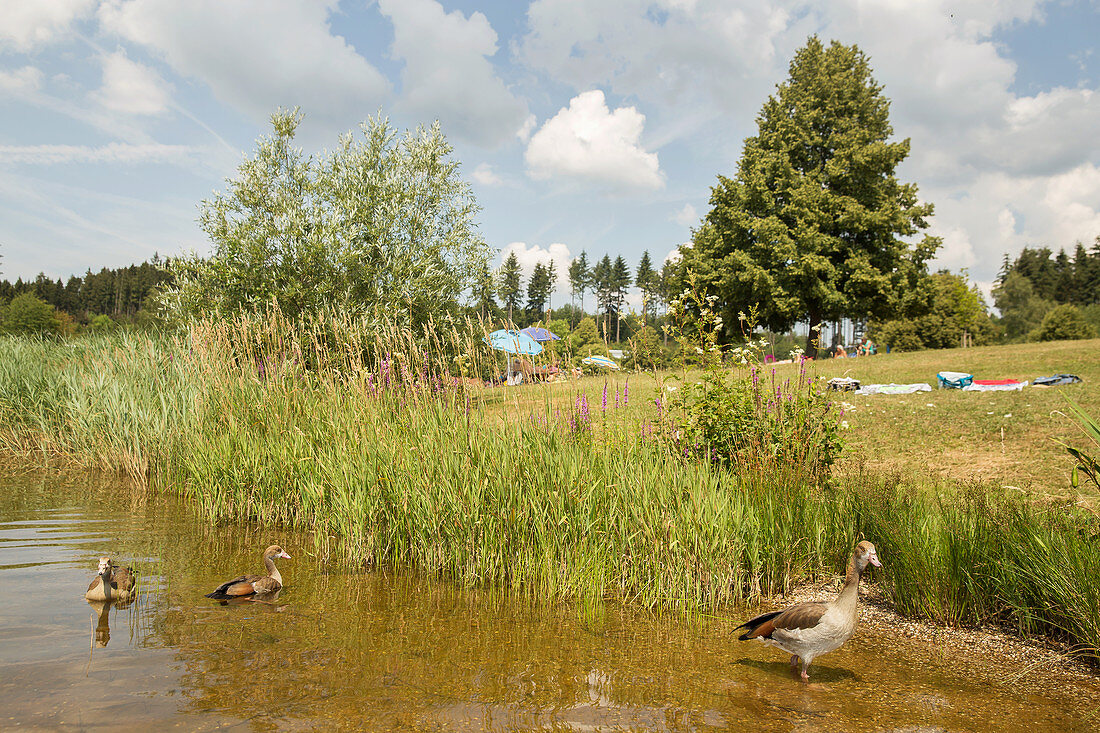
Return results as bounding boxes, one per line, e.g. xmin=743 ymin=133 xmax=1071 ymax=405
xmin=85 ymin=556 xmax=137 ymax=603
xmin=205 ymin=545 xmax=291 ymax=601
xmin=734 ymin=541 xmax=882 ymax=681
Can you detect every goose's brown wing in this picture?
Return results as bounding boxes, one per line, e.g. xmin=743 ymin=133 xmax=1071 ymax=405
xmin=736 ymin=602 xmax=829 ymax=640
xmin=111 ymin=567 xmax=136 ymax=592
xmin=206 ymin=573 xmax=265 ymax=599
xmin=250 ymin=576 xmax=282 ymax=594
xmin=87 ymin=576 xmax=103 ymax=594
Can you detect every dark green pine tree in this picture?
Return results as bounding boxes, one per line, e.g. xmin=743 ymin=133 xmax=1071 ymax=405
xmin=497 ymin=251 xmax=523 ymax=324
xmin=568 ymin=251 xmax=591 ymax=321
xmin=525 ymin=262 xmax=552 ymax=321
xmin=683 ymin=36 xmax=939 ymax=356
xmin=591 ymin=255 xmax=614 ymax=342
xmin=610 ymin=255 xmax=632 ymax=342
xmin=471 ymin=260 xmax=500 ymax=320
xmin=635 ymin=250 xmax=657 ymax=325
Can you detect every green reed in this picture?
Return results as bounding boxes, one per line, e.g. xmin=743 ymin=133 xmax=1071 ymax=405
xmin=0 ymin=332 xmax=191 ymax=480
xmin=0 ymin=316 xmax=1098 ymax=660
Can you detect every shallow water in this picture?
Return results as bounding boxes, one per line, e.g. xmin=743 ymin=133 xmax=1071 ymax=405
xmin=0 ymin=469 xmax=1097 ymax=732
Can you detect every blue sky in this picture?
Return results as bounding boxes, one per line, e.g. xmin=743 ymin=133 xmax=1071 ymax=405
xmin=2 ymin=0 xmax=1099 ymax=307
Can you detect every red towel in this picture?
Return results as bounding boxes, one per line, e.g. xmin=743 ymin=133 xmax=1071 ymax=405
xmin=972 ymin=378 xmax=1022 ymax=386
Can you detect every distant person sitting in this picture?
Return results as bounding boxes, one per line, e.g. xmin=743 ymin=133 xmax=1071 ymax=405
xmin=856 ymin=339 xmax=868 ymax=357
xmin=835 ymin=344 xmax=847 ymax=359
xmin=866 ymin=339 xmax=877 ymax=355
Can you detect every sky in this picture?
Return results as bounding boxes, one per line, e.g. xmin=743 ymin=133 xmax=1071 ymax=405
xmin=2 ymin=0 xmax=1099 ymax=307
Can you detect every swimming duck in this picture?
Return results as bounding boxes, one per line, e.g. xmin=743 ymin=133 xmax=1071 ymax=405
xmin=85 ymin=556 xmax=137 ymax=603
xmin=205 ymin=545 xmax=291 ymax=600
xmin=734 ymin=541 xmax=882 ymax=681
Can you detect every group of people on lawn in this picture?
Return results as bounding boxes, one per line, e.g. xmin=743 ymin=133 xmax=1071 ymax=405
xmin=834 ymin=338 xmax=876 ymax=359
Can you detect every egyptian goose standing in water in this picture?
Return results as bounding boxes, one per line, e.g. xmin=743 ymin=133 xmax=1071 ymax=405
xmin=205 ymin=545 xmax=291 ymax=600
xmin=85 ymin=556 xmax=137 ymax=603
xmin=734 ymin=541 xmax=882 ymax=681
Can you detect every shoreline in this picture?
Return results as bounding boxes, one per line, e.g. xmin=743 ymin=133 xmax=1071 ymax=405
xmin=774 ymin=575 xmax=1100 ymax=688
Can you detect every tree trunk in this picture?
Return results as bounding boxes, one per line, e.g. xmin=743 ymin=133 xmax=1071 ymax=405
xmin=805 ymin=306 xmax=822 ymax=359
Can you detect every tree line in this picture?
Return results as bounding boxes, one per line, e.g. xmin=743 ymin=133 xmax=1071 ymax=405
xmin=472 ymin=249 xmax=672 ymax=342
xmin=0 ymin=259 xmax=171 ymax=334
xmin=993 ymin=241 xmax=1100 ymax=342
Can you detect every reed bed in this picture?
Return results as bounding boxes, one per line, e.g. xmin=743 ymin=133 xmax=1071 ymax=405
xmin=1 ymin=316 xmax=1098 ymax=661
xmin=0 ymin=333 xmax=190 ymax=480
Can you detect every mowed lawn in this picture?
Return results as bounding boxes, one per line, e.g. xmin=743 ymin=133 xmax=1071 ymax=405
xmin=806 ymin=338 xmax=1100 ymax=501
xmin=480 ymin=338 xmax=1100 ymax=502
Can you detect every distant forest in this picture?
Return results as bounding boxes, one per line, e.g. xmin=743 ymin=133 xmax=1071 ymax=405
xmin=0 ymin=259 xmax=171 ymax=322
xmin=0 ymin=237 xmax=1097 ymax=345
xmin=997 ymin=241 xmax=1100 ymax=307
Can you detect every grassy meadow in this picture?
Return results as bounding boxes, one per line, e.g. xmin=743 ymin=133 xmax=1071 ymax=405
xmin=491 ymin=339 xmax=1100 ymax=501
xmin=1 ymin=322 xmax=1098 ymax=661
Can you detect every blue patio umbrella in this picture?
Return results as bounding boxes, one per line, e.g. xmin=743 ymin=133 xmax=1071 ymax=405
xmin=520 ymin=326 xmax=561 ymax=342
xmin=581 ymin=354 xmax=620 ymax=370
xmin=484 ymin=329 xmax=543 ymax=356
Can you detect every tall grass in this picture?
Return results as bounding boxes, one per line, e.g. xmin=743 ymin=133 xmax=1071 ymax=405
xmin=0 ymin=332 xmax=190 ymax=479
xmin=1 ymin=317 xmax=1098 ymax=661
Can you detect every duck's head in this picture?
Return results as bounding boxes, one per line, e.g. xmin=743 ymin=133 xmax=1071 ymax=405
xmin=854 ymin=541 xmax=882 ymax=571
xmin=264 ymin=545 xmax=291 ymax=561
xmin=96 ymin=556 xmax=112 ymax=574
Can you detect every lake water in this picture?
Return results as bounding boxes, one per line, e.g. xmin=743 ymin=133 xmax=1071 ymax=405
xmin=1 ymin=468 xmax=1097 ymax=731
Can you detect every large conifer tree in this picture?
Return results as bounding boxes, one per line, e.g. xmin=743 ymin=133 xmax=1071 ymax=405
xmin=685 ymin=37 xmax=938 ymax=356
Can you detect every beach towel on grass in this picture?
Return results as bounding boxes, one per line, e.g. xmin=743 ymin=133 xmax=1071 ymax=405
xmin=1033 ymin=374 xmax=1082 ymax=387
xmin=855 ymin=383 xmax=933 ymax=395
xmin=937 ymin=371 xmax=973 ymax=389
xmin=962 ymin=379 xmax=1028 ymax=392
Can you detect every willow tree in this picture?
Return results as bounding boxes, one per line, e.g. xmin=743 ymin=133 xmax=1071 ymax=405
xmin=163 ymin=108 xmax=489 ymax=324
xmin=684 ymin=37 xmax=938 ymax=356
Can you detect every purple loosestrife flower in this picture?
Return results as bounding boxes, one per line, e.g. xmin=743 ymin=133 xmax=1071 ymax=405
xmin=624 ymin=380 xmax=630 ymax=404
xmin=602 ymin=382 xmax=608 ymax=413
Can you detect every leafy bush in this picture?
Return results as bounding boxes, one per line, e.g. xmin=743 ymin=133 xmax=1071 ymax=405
xmin=662 ymin=282 xmax=842 ymax=481
xmin=2 ymin=293 xmax=61 ymax=336
xmin=630 ymin=325 xmax=664 ymax=369
xmin=570 ymin=317 xmax=605 ymax=355
xmin=1031 ymin=304 xmax=1097 ymax=342
xmin=871 ymin=319 xmax=923 ymax=351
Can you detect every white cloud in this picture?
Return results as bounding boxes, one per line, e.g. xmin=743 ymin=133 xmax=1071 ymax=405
xmin=517 ymin=114 xmax=537 ymax=142
xmin=377 ymin=0 xmax=528 ymax=147
xmin=0 ymin=66 xmax=46 ymax=95
xmin=927 ymin=163 xmax=1100 ymax=275
xmin=0 ymin=142 xmax=198 ymax=165
xmin=525 ymin=90 xmax=663 ymax=190
xmin=499 ymin=241 xmax=574 ymax=296
xmin=98 ymin=0 xmax=390 ymax=131
xmin=0 ymin=0 xmax=95 ymax=51
xmin=663 ymin=241 xmax=691 ymax=265
xmin=471 ymin=163 xmax=502 ymax=186
xmin=672 ymin=203 xmax=697 ymax=227
xmin=94 ymin=51 xmax=172 ymax=115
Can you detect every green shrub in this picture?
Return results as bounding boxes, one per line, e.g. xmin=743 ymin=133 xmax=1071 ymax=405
xmin=871 ymin=319 xmax=924 ymax=352
xmin=1 ymin=293 xmax=61 ymax=336
xmin=570 ymin=317 xmax=606 ymax=357
xmin=662 ymin=283 xmax=842 ymax=481
xmin=630 ymin=325 xmax=663 ymax=369
xmin=1031 ymin=304 xmax=1096 ymax=341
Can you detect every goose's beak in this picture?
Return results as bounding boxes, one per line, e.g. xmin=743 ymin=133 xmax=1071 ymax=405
xmin=869 ymin=552 xmax=882 ymax=568
xmin=279 ymin=551 xmax=291 ymax=559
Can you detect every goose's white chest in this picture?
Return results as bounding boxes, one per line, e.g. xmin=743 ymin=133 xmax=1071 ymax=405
xmin=767 ymin=605 xmax=857 ymax=661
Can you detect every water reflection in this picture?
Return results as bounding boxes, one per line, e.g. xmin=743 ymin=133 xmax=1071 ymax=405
xmin=0 ymin=469 xmax=1098 ymax=731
